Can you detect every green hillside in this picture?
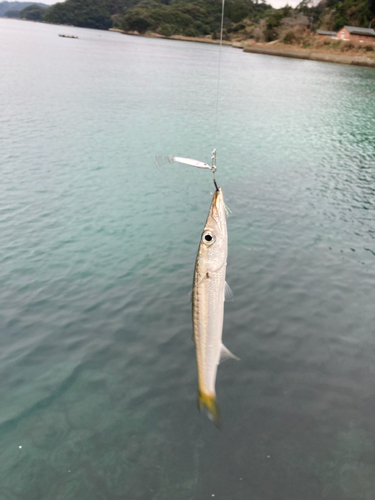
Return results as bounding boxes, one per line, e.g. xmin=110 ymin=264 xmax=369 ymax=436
xmin=0 ymin=0 xmax=47 ymax=16
xmin=8 ymin=0 xmax=375 ymax=39
xmin=120 ymin=0 xmax=270 ymax=37
xmin=18 ymin=3 xmax=46 ymax=19
xmin=42 ymin=0 xmax=272 ymax=33
xmin=44 ymin=0 xmax=112 ymax=29
xmin=118 ymin=0 xmax=374 ymax=38
xmin=315 ymin=0 xmax=374 ymax=31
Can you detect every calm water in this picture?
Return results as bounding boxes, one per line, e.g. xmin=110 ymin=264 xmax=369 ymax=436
xmin=1 ymin=18 xmax=375 ymax=500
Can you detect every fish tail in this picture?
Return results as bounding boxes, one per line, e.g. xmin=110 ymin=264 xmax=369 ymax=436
xmin=197 ymin=390 xmax=221 ymax=428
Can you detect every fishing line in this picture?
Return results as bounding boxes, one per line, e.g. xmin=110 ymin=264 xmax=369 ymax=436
xmin=155 ymin=0 xmax=226 ymax=191
xmin=211 ymin=0 xmax=225 ymax=191
xmin=214 ymin=0 xmax=225 ymax=145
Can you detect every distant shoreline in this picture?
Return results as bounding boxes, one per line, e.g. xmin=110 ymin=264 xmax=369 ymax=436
xmin=111 ymin=29 xmax=232 ymax=46
xmin=3 ymin=20 xmax=375 ymax=69
xmin=113 ymin=29 xmax=375 ymax=69
xmin=243 ymin=44 xmax=375 ymax=68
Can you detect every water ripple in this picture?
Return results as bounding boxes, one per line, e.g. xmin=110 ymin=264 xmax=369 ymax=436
xmin=1 ymin=17 xmax=375 ymax=500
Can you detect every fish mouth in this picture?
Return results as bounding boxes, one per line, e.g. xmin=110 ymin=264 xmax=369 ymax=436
xmin=213 ymin=187 xmax=223 ymax=206
xmin=208 ymin=187 xmax=225 ymax=230
xmin=212 ymin=187 xmax=224 ymax=213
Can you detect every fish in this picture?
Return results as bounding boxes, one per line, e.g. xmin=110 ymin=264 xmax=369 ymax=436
xmin=192 ymin=187 xmax=238 ymax=428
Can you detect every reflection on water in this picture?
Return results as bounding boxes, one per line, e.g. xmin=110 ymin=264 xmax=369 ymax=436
xmin=1 ymin=17 xmax=375 ymax=500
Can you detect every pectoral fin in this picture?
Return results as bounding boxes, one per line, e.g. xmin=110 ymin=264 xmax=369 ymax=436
xmin=224 ymin=282 xmax=234 ymax=302
xmin=219 ymin=344 xmax=240 ymax=363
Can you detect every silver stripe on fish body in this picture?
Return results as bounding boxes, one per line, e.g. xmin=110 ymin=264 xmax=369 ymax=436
xmin=192 ymin=187 xmax=238 ymax=428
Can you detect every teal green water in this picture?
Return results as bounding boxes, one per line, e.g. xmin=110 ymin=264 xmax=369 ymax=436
xmin=1 ymin=18 xmax=375 ymax=500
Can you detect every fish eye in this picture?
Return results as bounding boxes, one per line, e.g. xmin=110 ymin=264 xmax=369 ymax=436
xmin=202 ymin=231 xmax=215 ymax=245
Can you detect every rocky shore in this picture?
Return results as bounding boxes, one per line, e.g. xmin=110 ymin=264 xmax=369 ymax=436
xmin=112 ymin=29 xmax=375 ymax=69
xmin=112 ymin=29 xmax=232 ymax=45
xmin=243 ymin=44 xmax=375 ymax=68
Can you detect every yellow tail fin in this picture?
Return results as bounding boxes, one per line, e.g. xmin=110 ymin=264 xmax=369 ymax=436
xmin=197 ymin=390 xmax=221 ymax=428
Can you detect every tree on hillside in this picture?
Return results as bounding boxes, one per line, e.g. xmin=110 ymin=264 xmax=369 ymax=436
xmin=122 ymin=7 xmax=151 ymax=32
xmin=4 ymin=8 xmax=19 ymax=16
xmin=44 ymin=0 xmax=112 ymax=29
xmin=368 ymin=0 xmax=375 ymax=23
xmin=314 ymin=0 xmax=372 ymax=30
xmin=19 ymin=3 xmax=45 ymax=20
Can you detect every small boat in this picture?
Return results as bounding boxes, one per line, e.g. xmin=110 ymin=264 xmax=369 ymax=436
xmin=59 ymin=34 xmax=78 ymax=39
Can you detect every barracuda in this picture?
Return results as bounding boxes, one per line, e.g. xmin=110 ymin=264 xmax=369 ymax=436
xmin=192 ymin=187 xmax=238 ymax=428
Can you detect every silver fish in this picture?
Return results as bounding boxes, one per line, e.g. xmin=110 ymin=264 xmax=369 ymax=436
xmin=192 ymin=187 xmax=238 ymax=427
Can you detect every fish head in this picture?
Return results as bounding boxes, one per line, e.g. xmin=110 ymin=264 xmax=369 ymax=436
xmin=200 ymin=188 xmax=228 ymax=271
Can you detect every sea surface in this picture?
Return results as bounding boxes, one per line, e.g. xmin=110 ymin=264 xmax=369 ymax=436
xmin=1 ymin=18 xmax=375 ymax=500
